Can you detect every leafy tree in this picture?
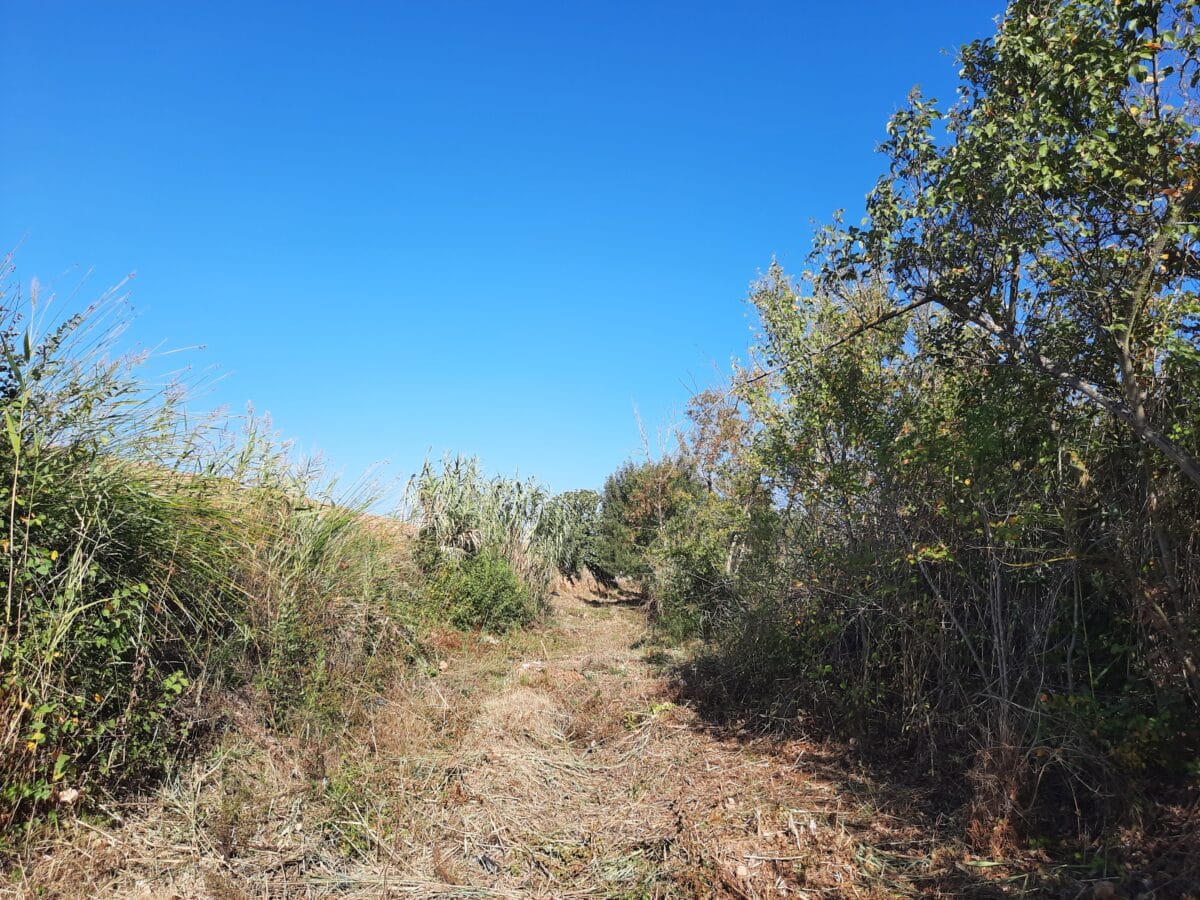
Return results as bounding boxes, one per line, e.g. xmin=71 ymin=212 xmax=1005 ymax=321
xmin=630 ymin=0 xmax=1200 ymax=851
xmin=592 ymin=459 xmax=703 ymax=583
xmin=814 ymin=0 xmax=1200 ymax=700
xmin=824 ymin=0 xmax=1200 ymax=485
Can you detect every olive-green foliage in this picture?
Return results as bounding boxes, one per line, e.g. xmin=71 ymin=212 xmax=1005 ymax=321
xmin=406 ymin=457 xmax=609 ymax=628
xmin=406 ymin=455 xmax=562 ymax=607
xmin=795 ymin=0 xmax=1200 ymax=832
xmin=592 ymin=458 xmax=703 ymax=585
xmin=832 ymin=0 xmax=1200 ymax=486
xmin=629 ymin=0 xmax=1200 ymax=846
xmin=650 ymin=480 xmax=782 ymax=642
xmin=0 ymin=286 xmax=239 ymax=828
xmin=587 ymin=454 xmax=776 ymax=641
xmin=429 ymin=550 xmax=532 ymax=633
xmin=649 ymin=495 xmax=737 ymax=641
xmin=236 ymin=493 xmax=412 ymax=732
xmin=677 ymin=259 xmax=1200 ymax=838
xmin=536 ymin=489 xmax=602 ymax=580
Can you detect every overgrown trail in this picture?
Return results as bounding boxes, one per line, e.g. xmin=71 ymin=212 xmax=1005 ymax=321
xmin=350 ymin=588 xmax=1009 ymax=898
xmin=358 ymin=585 xmax=858 ymax=898
xmin=14 ymin=590 xmax=1024 ymax=898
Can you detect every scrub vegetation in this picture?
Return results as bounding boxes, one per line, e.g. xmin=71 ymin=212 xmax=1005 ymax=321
xmin=0 ymin=274 xmax=584 ymax=844
xmin=4 ymin=0 xmax=1200 ymax=896
xmin=587 ymin=0 xmax=1200 ymax=887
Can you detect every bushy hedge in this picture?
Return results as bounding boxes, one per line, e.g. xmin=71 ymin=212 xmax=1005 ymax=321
xmin=429 ymin=550 xmax=533 ymax=632
xmin=590 ymin=459 xmax=704 ymax=588
xmin=0 ymin=283 xmax=414 ymax=837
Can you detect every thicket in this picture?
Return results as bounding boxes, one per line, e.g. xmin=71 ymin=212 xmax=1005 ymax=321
xmin=539 ymin=488 xmax=604 ymax=581
xmin=404 ymin=455 xmax=597 ymax=630
xmin=600 ymin=0 xmax=1200 ymax=855
xmin=0 ymin=274 xmax=559 ymax=845
xmin=591 ymin=459 xmax=703 ymax=583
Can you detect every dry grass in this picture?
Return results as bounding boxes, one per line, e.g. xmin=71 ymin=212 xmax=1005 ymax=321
xmin=3 ymin=587 xmax=1164 ymax=898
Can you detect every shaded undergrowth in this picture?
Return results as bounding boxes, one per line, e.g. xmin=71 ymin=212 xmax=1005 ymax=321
xmin=664 ymin=639 xmax=1200 ymax=898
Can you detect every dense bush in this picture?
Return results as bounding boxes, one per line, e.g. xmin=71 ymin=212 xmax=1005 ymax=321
xmin=721 ymin=265 xmax=1200 ymax=844
xmin=0 ymin=276 xmax=417 ymax=838
xmin=617 ymin=0 xmax=1200 ymax=853
xmin=232 ymin=492 xmax=414 ymax=732
xmin=590 ymin=459 xmax=703 ymax=587
xmin=406 ymin=457 xmax=610 ymax=623
xmin=407 ymin=456 xmax=559 ymax=606
xmin=586 ymin=446 xmax=779 ymax=639
xmin=0 ymin=287 xmax=238 ymax=828
xmin=536 ymin=488 xmax=603 ymax=581
xmin=662 ymin=249 xmax=1199 ymax=849
xmin=429 ymin=550 xmax=533 ymax=632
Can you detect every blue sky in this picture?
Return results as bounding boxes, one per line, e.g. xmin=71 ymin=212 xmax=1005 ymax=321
xmin=2 ymin=1 xmax=1003 ymax=493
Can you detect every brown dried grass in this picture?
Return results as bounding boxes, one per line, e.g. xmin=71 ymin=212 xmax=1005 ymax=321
xmin=4 ymin=590 xmax=1098 ymax=898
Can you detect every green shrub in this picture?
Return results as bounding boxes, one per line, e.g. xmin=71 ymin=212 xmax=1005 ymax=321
xmin=649 ymin=250 xmax=1200 ymax=845
xmin=0 ymin=287 xmax=243 ymax=829
xmin=405 ymin=455 xmax=572 ymax=608
xmin=0 ymin=275 xmax=414 ymax=836
xmin=536 ymin=489 xmax=603 ymax=580
xmin=430 ymin=551 xmax=532 ymax=633
xmin=650 ymin=495 xmax=738 ymax=641
xmin=592 ymin=458 xmax=704 ymax=585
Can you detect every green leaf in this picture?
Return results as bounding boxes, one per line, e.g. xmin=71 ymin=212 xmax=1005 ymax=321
xmin=4 ymin=409 xmax=20 ymax=458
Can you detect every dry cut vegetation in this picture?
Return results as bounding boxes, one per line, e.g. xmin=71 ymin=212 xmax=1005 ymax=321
xmin=11 ymin=585 xmax=1139 ymax=899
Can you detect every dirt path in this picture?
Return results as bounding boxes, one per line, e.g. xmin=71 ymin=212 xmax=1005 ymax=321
xmin=13 ymin=590 xmax=1017 ymax=898
xmin=356 ymin=589 xmax=974 ymax=898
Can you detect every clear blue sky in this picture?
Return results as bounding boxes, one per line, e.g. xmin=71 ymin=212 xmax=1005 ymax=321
xmin=2 ymin=1 xmax=1003 ymax=493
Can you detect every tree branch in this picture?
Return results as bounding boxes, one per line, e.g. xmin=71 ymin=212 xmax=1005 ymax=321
xmin=739 ymin=296 xmax=936 ymax=388
xmin=925 ymin=293 xmax=1200 ymax=489
xmin=730 ymin=287 xmax=1200 ymax=489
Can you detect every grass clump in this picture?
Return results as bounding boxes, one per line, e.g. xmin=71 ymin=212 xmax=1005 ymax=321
xmin=406 ymin=455 xmax=600 ymax=627
xmin=0 ymin=276 xmax=242 ymax=831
